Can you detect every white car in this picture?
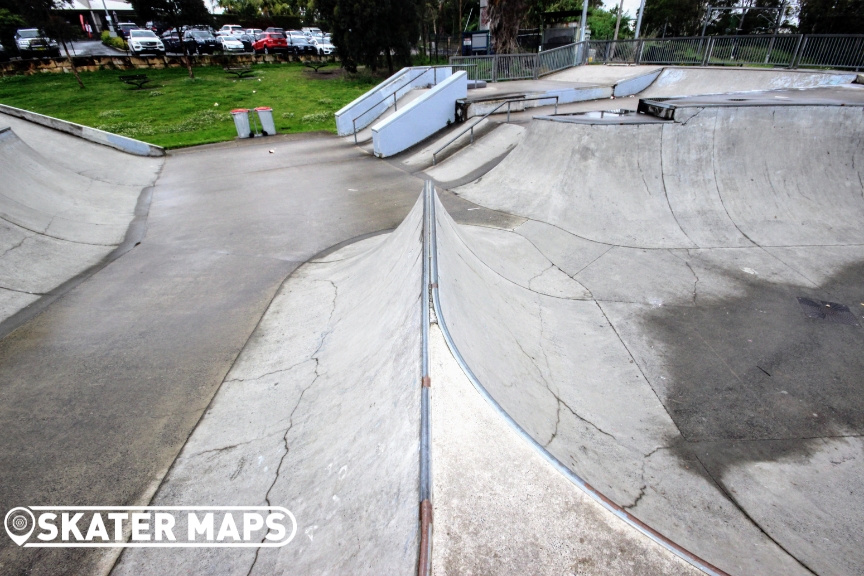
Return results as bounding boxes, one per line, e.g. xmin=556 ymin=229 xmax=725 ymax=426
xmin=310 ymin=37 xmax=335 ymax=56
xmin=217 ymin=35 xmax=245 ymax=53
xmin=128 ymin=29 xmax=165 ymax=57
xmin=218 ymin=24 xmax=244 ymax=37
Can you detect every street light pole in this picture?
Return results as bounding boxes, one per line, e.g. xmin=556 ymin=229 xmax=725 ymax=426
xmin=634 ymin=0 xmax=647 ymax=39
xmin=579 ymin=0 xmax=589 ymax=42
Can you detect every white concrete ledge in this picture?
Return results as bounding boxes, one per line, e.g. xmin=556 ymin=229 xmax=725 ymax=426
xmin=371 ymin=71 xmax=468 ymax=158
xmin=335 ymin=66 xmax=454 ymax=136
xmin=0 ymin=104 xmax=164 ymax=157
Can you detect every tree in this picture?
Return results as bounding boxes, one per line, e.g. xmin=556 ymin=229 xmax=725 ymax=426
xmin=128 ymin=0 xmax=211 ymax=78
xmin=799 ymin=0 xmax=864 ymax=33
xmin=487 ymin=0 xmax=526 ymax=53
xmin=317 ymin=0 xmax=421 ymax=74
xmin=12 ymin=0 xmax=85 ymax=88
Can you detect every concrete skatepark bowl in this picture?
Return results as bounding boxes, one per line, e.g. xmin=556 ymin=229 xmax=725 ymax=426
xmin=1 ymin=65 xmax=863 ymax=575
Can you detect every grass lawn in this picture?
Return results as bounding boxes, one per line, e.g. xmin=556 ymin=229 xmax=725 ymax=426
xmin=0 ymin=63 xmax=380 ymax=148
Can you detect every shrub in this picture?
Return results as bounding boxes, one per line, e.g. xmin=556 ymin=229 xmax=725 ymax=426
xmin=101 ymin=31 xmax=127 ymax=51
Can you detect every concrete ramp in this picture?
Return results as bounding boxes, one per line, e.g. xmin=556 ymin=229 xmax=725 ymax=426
xmin=115 ymin=197 xmax=423 ymax=575
xmin=640 ymin=67 xmax=857 ymax=98
xmin=0 ymin=119 xmax=161 ymax=323
xmin=442 ymin=104 xmax=864 ymax=574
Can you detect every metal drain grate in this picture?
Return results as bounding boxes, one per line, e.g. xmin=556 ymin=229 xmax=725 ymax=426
xmin=797 ymin=297 xmax=860 ymax=326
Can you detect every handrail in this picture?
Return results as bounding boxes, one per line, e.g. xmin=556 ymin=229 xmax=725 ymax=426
xmin=431 ymin=95 xmax=558 ymax=165
xmin=351 ymin=65 xmax=478 ymax=144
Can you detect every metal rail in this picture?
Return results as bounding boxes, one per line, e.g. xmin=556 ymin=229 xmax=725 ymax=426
xmin=432 ymin=95 xmax=559 ymax=165
xmin=417 ymin=180 xmax=434 ymax=576
xmin=450 ymin=33 xmax=864 ymax=79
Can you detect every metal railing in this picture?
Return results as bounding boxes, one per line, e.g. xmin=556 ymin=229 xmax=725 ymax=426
xmin=450 ymin=33 xmax=864 ymax=81
xmin=432 ymin=95 xmax=559 ymax=165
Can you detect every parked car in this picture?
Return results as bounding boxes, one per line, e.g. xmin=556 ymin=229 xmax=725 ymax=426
xmin=237 ymin=32 xmax=257 ymax=52
xmin=218 ymin=24 xmax=244 ymax=37
xmin=117 ymin=22 xmax=139 ymax=40
xmin=245 ymin=28 xmax=263 ymax=38
xmin=14 ymin=29 xmax=60 ymax=59
xmin=216 ymin=35 xmax=245 ymax=54
xmin=161 ymin=29 xmax=183 ymax=53
xmin=310 ymin=37 xmax=335 ymax=56
xmin=301 ymin=27 xmax=323 ymax=37
xmin=287 ymin=31 xmax=316 ymax=55
xmin=183 ymin=29 xmax=218 ymax=54
xmin=0 ymin=42 xmax=8 ymax=62
xmin=264 ymin=27 xmax=286 ymax=37
xmin=252 ymin=32 xmax=288 ymax=55
xmin=128 ymin=29 xmax=165 ymax=57
xmin=145 ymin=21 xmax=168 ymax=36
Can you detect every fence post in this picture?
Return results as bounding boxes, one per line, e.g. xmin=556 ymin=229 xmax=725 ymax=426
xmin=492 ymin=53 xmax=499 ymax=82
xmin=636 ymin=39 xmax=645 ymax=64
xmin=533 ymin=53 xmax=539 ymax=79
xmin=791 ymin=34 xmax=806 ymax=69
xmin=702 ymin=37 xmax=714 ymax=66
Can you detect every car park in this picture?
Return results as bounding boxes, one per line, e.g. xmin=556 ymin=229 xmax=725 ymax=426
xmin=184 ymin=29 xmax=218 ymax=54
xmin=14 ymin=29 xmax=60 ymax=59
xmin=128 ymin=29 xmax=165 ymax=57
xmin=252 ymin=32 xmax=287 ymax=55
xmin=117 ymin=22 xmax=139 ymax=40
xmin=310 ymin=37 xmax=335 ymax=56
xmin=287 ymin=31 xmax=316 ymax=55
xmin=216 ymin=35 xmax=245 ymax=54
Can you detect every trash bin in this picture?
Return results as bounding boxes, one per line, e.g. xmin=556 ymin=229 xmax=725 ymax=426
xmin=255 ymin=107 xmax=276 ymax=136
xmin=231 ymin=109 xmax=252 ymax=139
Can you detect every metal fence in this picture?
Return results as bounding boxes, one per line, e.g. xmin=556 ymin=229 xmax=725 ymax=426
xmin=450 ymin=33 xmax=864 ymax=82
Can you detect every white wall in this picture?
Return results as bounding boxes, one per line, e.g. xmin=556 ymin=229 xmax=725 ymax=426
xmin=334 ymin=67 xmax=454 ymax=136
xmin=371 ymin=71 xmax=467 ymax=158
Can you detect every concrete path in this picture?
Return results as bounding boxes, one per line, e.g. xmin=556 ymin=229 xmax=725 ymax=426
xmin=443 ymin=103 xmax=864 ymax=574
xmin=0 ymin=131 xmax=421 ymax=576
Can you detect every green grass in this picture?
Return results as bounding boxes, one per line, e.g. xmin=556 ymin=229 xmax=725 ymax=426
xmin=0 ymin=63 xmax=380 ymax=148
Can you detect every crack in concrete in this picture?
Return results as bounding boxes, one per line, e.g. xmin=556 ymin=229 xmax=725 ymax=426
xmin=246 ymin=279 xmax=337 ymax=576
xmin=668 ymin=250 xmax=700 ymax=306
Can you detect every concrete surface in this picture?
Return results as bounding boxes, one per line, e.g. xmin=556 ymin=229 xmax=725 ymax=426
xmin=0 ymin=130 xmax=422 ymax=576
xmin=0 ymin=115 xmax=162 ymax=326
xmin=546 ymin=64 xmax=664 ymax=85
xmin=429 ymin=323 xmax=700 ymax=576
xmin=639 ymin=67 xmax=857 ymax=98
xmin=115 ymin=199 xmax=424 ymax=575
xmin=0 ymin=104 xmax=164 ymax=156
xmin=424 ymin=123 xmax=525 ymax=188
xmin=445 ymin=102 xmax=864 ymax=574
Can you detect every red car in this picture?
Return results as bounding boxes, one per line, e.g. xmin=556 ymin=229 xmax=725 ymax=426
xmin=252 ymin=32 xmax=287 ymax=55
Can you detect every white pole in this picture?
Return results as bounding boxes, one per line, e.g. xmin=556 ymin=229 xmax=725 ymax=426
xmin=579 ymin=0 xmax=589 ymax=42
xmin=634 ymin=0 xmax=647 ymax=39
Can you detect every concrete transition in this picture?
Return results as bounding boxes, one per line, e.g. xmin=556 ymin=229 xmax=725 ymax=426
xmin=116 ymin=198 xmax=423 ymax=575
xmin=0 ymin=114 xmax=162 ymax=325
xmin=446 ymin=103 xmax=864 ymax=575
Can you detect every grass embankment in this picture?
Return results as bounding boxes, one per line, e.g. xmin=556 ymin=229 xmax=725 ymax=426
xmin=0 ymin=63 xmax=379 ymax=148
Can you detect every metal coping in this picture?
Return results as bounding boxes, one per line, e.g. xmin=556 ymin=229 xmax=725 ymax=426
xmin=535 ymin=110 xmax=669 ymax=125
xmin=428 ymin=187 xmax=730 ymax=576
xmin=418 ymin=180 xmax=433 ymax=576
xmin=637 ymin=93 xmax=864 ymax=119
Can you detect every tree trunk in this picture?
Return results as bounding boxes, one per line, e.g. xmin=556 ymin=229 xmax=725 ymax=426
xmin=488 ymin=0 xmax=526 ymax=54
xmin=182 ymin=42 xmax=194 ymax=79
xmin=60 ymin=38 xmax=84 ymax=89
xmin=613 ymin=0 xmax=624 ymax=40
xmin=386 ymin=47 xmax=393 ymax=74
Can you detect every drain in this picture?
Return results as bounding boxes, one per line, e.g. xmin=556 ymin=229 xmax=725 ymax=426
xmin=797 ymin=297 xmax=860 ymax=326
